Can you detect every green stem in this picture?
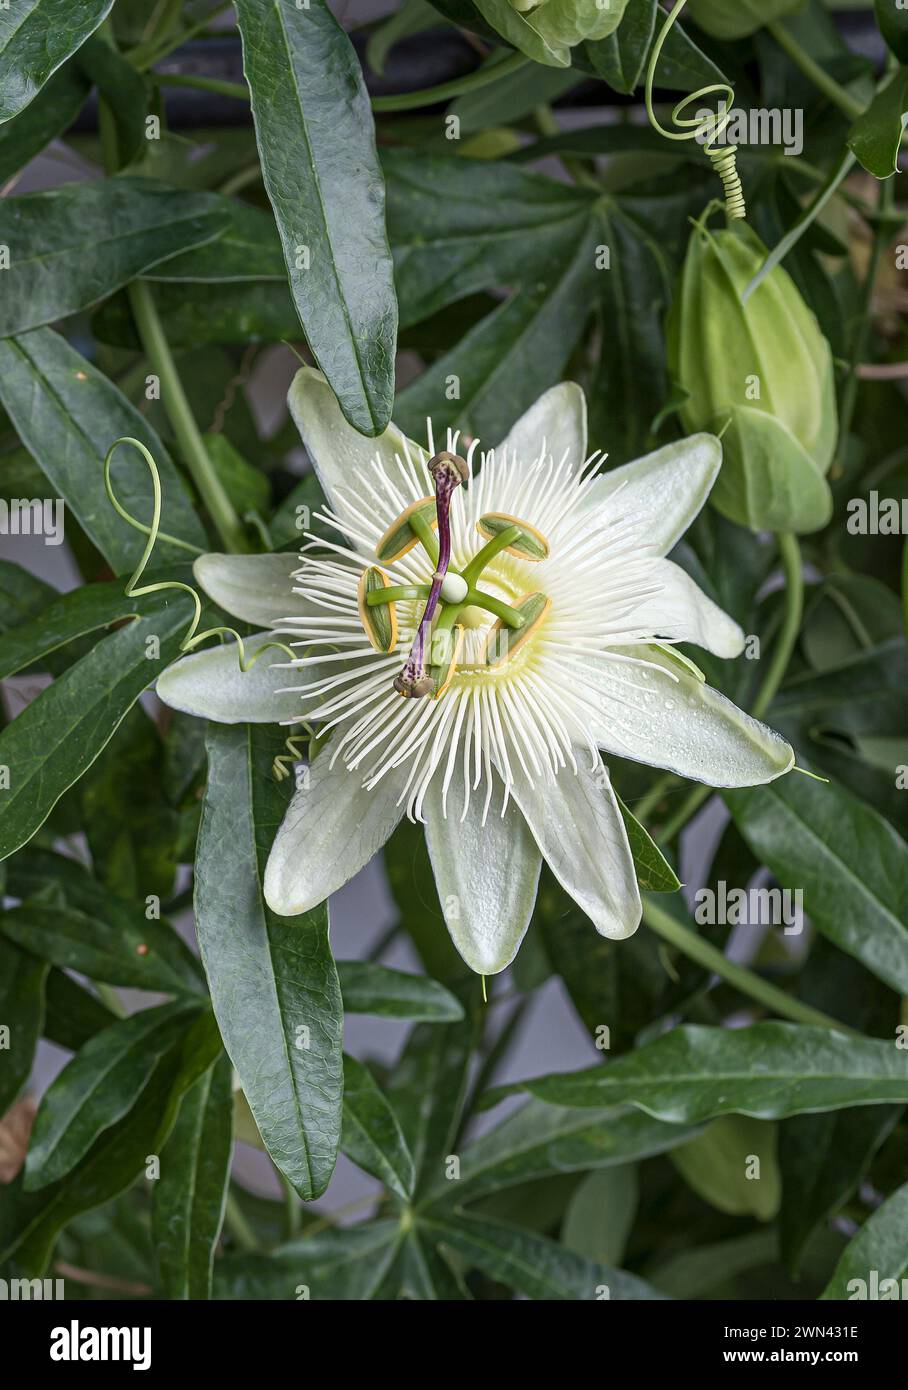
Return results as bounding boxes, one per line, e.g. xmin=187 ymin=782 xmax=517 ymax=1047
xmin=642 ymin=897 xmax=852 ymax=1032
xmin=367 ymin=584 xmax=431 ymax=606
xmin=372 ymin=51 xmax=529 ymax=113
xmin=279 ymin=1171 xmax=302 ymax=1240
xmin=132 ymin=0 xmax=233 ymax=68
xmin=127 ymin=280 xmax=250 ymax=553
xmin=223 ymin=1190 xmax=261 ymax=1254
xmin=151 ymin=71 xmax=249 ymax=101
xmin=765 ymin=21 xmax=863 ymax=121
xmin=463 ymin=588 xmax=525 ymax=628
xmin=95 ymin=982 xmax=126 ymax=1018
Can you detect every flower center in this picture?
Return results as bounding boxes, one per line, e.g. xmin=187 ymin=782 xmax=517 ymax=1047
xmin=363 ymin=464 xmax=552 ymax=700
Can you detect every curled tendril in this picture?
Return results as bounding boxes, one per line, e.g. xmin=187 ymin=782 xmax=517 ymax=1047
xmin=273 ymin=728 xmax=314 ymax=781
xmin=104 ymin=434 xmax=297 ymax=675
xmin=645 ymin=0 xmax=746 ymax=221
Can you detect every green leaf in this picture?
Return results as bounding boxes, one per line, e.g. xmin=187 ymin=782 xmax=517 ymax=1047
xmin=42 ymin=968 xmax=117 ymax=1052
xmin=512 ymin=1024 xmax=908 ymax=1120
xmin=0 ymin=1020 xmax=214 ymax=1276
xmin=0 ymin=0 xmax=113 ymax=124
xmin=669 ymin=1116 xmax=781 ymax=1220
xmin=586 ymin=0 xmax=657 ymax=93
xmin=0 ymin=938 xmax=47 ymax=1112
xmin=195 ymin=723 xmax=344 ymax=1200
xmin=724 ymin=773 xmax=908 ymax=995
xmin=146 ymin=198 xmax=285 ymax=282
xmin=92 ymin=280 xmax=299 ymax=351
xmin=389 ymin=1013 xmax=479 ymax=1194
xmin=336 ymin=960 xmax=464 ymax=1021
xmin=820 ymin=1181 xmax=908 ymax=1299
xmin=876 ymin=0 xmax=908 ymax=64
xmin=214 ymin=1221 xmax=401 ymax=1300
xmin=76 ymin=35 xmax=148 ymax=166
xmin=848 ymin=67 xmax=908 ymax=178
xmin=0 ymin=557 xmax=56 ymax=637
xmin=423 ymin=1213 xmax=666 ymax=1299
xmin=0 ymin=328 xmax=206 ymax=571
xmin=561 ymin=1166 xmax=638 ymax=1266
xmin=778 ymin=1106 xmax=902 ymax=1276
xmin=0 ymin=602 xmax=194 ymax=862
xmin=0 ymin=61 xmax=89 ymax=186
xmin=367 ymin=0 xmax=438 ymax=76
xmin=0 ymin=178 xmax=227 ymax=335
xmin=234 ymin=0 xmax=397 ymax=435
xmin=24 ymin=1000 xmax=202 ymax=1190
xmin=450 ymin=57 xmax=581 ymax=132
xmin=4 ymin=850 xmax=205 ymax=997
xmin=617 ymin=794 xmax=681 ymax=892
xmin=424 ymin=1096 xmax=698 ymax=1205
xmin=341 ymin=1054 xmax=415 ymax=1199
xmin=154 ymin=1051 xmax=233 ymax=1300
xmin=584 ymin=0 xmax=727 ymax=93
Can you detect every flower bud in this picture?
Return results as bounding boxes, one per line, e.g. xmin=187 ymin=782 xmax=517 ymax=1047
xmin=687 ymin=0 xmax=804 ymax=41
xmin=505 ymin=0 xmax=628 ymax=52
xmin=668 ymin=220 xmax=836 ymax=534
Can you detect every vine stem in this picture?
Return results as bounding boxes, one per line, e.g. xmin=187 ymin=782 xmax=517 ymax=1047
xmin=653 ymin=533 xmax=803 ymax=844
xmin=152 ymin=51 xmax=530 ymax=114
xmin=96 ymin=25 xmax=248 ymax=555
xmin=765 ymin=21 xmax=864 ymax=121
xmin=127 ymin=281 xmax=250 ymax=553
xmin=223 ymin=1190 xmax=262 ymax=1254
xmin=641 ymin=897 xmax=852 ymax=1032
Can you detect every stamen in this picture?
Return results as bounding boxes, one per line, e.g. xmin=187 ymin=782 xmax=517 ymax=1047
xmin=393 ymin=452 xmax=468 ymax=699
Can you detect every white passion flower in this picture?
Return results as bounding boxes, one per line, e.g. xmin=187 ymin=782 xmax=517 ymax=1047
xmin=157 ymin=370 xmax=795 ymax=975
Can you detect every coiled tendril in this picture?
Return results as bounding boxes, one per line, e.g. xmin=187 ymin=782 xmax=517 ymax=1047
xmin=645 ymin=0 xmax=746 ymax=221
xmin=104 ymin=436 xmax=305 ymax=779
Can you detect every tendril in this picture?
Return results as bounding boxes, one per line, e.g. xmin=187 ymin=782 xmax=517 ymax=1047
xmin=645 ymin=0 xmax=746 ymax=222
xmin=273 ymin=726 xmax=314 ymax=781
xmin=104 ymin=436 xmax=297 ymax=676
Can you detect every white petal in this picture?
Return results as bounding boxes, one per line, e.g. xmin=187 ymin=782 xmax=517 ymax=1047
xmin=156 ymin=632 xmax=302 ymax=724
xmin=509 ymin=762 xmax=641 ymax=940
xmin=495 ymin=381 xmax=587 ymax=473
xmin=633 ymin=559 xmax=745 ymax=658
xmin=423 ymin=764 xmax=541 ymax=975
xmin=585 ymin=645 xmax=794 ymax=787
xmin=194 ymin=553 xmax=300 ymax=627
xmin=288 ymin=366 xmax=423 ymax=530
xmin=264 ymin=752 xmax=407 ymax=916
xmin=587 ymin=433 xmax=722 ymax=555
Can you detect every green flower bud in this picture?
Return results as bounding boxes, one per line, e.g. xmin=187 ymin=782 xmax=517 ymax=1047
xmin=498 ymin=0 xmax=628 ymax=63
xmin=686 ymin=0 xmax=804 ymax=42
xmin=668 ymin=220 xmax=837 ymax=534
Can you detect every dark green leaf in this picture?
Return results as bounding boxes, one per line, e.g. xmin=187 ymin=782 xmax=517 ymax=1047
xmin=0 ymin=0 xmax=113 ymax=124
xmin=76 ymin=35 xmax=148 ymax=165
xmin=876 ymin=0 xmax=908 ymax=63
xmin=214 ymin=1221 xmax=401 ymax=1300
xmin=0 ymin=328 xmax=206 ymax=570
xmin=617 ymin=794 xmax=681 ymax=892
xmin=848 ymin=68 xmax=908 ymax=178
xmin=820 ymin=1181 xmax=908 ymax=1299
xmin=92 ymin=280 xmax=299 ymax=350
xmin=423 ymin=1212 xmax=666 ymax=1299
xmin=154 ymin=1051 xmax=233 ymax=1300
xmin=24 ymin=1000 xmax=201 ymax=1190
xmin=147 ymin=198 xmax=285 ymax=282
xmin=42 ymin=968 xmax=117 ymax=1052
xmin=0 ymin=602 xmax=194 ymax=862
xmin=196 ymin=723 xmax=343 ymax=1200
xmin=336 ymin=960 xmax=464 ymax=1021
xmin=725 ymin=773 xmax=908 ymax=995
xmin=0 ymin=61 xmax=89 ymax=186
xmin=389 ymin=1012 xmax=479 ymax=1194
xmin=512 ymin=1024 xmax=908 ymax=1120
xmin=234 ymin=0 xmax=397 ymax=434
xmin=778 ymin=1106 xmax=902 ymax=1276
xmin=0 ymin=178 xmax=227 ymax=335
xmin=584 ymin=0 xmax=727 ymax=94
xmin=586 ymin=0 xmax=657 ymax=93
xmin=4 ymin=850 xmax=204 ymax=996
xmin=0 ymin=937 xmax=47 ymax=1112
xmin=341 ymin=1053 xmax=414 ymax=1199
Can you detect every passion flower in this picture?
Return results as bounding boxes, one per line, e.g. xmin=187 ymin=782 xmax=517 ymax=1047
xmin=157 ymin=373 xmax=794 ymax=976
xmin=668 ymin=219 xmax=837 ymax=533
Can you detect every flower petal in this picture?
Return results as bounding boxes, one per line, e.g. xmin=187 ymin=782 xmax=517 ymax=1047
xmin=495 ymin=380 xmax=587 ymax=473
xmin=194 ymin=553 xmax=301 ymax=627
xmin=264 ymin=752 xmax=406 ymax=916
xmin=423 ymin=763 xmax=541 ymax=975
xmin=582 ymin=645 xmax=794 ymax=786
xmin=288 ymin=366 xmax=424 ymax=535
xmin=587 ymin=433 xmax=722 ymax=555
xmin=633 ymin=559 xmax=745 ymax=658
xmin=509 ymin=762 xmax=641 ymax=940
xmin=156 ymin=632 xmax=302 ymax=724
